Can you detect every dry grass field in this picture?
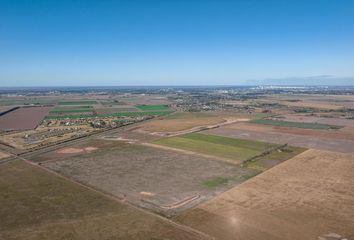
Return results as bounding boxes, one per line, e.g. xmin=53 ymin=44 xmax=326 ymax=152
xmin=176 ymin=150 xmax=354 ymax=240
xmin=263 ymin=94 xmax=354 ymax=110
xmin=34 ymin=139 xmax=258 ymax=216
xmin=0 ymin=160 xmax=209 ymax=240
xmin=205 ymin=122 xmax=354 ymax=153
xmin=136 ymin=112 xmax=229 ymax=133
xmin=135 ymin=112 xmax=268 ymax=134
xmin=274 ymin=114 xmax=354 ymax=127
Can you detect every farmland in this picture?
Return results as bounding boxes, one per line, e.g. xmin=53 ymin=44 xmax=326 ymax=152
xmin=251 ymin=119 xmax=341 ymax=129
xmin=152 ymin=133 xmax=277 ymax=163
xmin=58 ymin=100 xmax=98 ymax=105
xmin=0 ymin=160 xmax=206 ymax=240
xmin=1 ymin=86 xmax=354 ymax=239
xmin=45 ymin=110 xmax=172 ymax=119
xmin=135 ymin=112 xmax=263 ymax=134
xmin=0 ymin=106 xmax=53 ymax=131
xmin=207 ymin=122 xmax=354 ymax=153
xmin=175 ymin=150 xmax=354 ymax=240
xmin=136 ymin=104 xmax=170 ymax=111
xmin=34 ymin=138 xmax=259 ymax=216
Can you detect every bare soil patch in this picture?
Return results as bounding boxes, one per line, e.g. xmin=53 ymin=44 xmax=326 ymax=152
xmin=137 ymin=112 xmax=227 ymax=133
xmin=275 ymin=114 xmax=354 ymax=127
xmin=0 ymin=151 xmax=10 ymax=159
xmin=37 ymin=142 xmax=258 ymax=216
xmin=0 ymin=106 xmax=53 ymax=131
xmin=0 ymin=160 xmax=207 ymax=240
xmin=229 ymin=122 xmax=354 ymax=141
xmin=56 ymin=147 xmax=98 ymax=154
xmin=176 ymin=150 xmax=354 ymax=240
xmin=205 ymin=125 xmax=354 ymax=153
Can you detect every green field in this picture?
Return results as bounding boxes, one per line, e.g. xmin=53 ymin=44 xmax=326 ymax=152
xmin=136 ymin=104 xmax=169 ymax=111
xmin=58 ymin=100 xmax=98 ymax=105
xmin=251 ymin=119 xmax=341 ymax=129
xmin=46 ymin=110 xmax=172 ymax=119
xmin=96 ymin=107 xmax=138 ymax=113
xmin=153 ymin=133 xmax=277 ymax=162
xmin=100 ymin=100 xmax=127 ymax=106
xmin=50 ymin=109 xmax=93 ymax=114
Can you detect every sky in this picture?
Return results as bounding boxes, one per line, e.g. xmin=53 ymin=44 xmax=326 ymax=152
xmin=0 ymin=0 xmax=354 ymax=86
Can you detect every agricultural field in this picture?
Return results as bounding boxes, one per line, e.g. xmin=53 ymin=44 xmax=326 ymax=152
xmin=135 ymin=112 xmax=256 ymax=134
xmin=32 ymin=138 xmax=259 ymax=216
xmin=152 ymin=133 xmax=277 ymax=163
xmin=136 ymin=104 xmax=170 ymax=111
xmin=0 ymin=106 xmax=53 ymax=131
xmin=100 ymin=100 xmax=127 ymax=106
xmin=50 ymin=107 xmax=94 ymax=114
xmin=45 ymin=110 xmax=173 ymax=119
xmin=242 ymin=145 xmax=306 ymax=170
xmin=95 ymin=107 xmax=138 ymax=114
xmin=273 ymin=114 xmax=354 ymax=127
xmin=261 ymin=94 xmax=353 ymax=110
xmin=251 ymin=119 xmax=341 ymax=130
xmin=0 ymin=160 xmax=206 ymax=240
xmin=1 ymin=88 xmax=354 ymax=239
xmin=58 ymin=100 xmax=98 ymax=105
xmin=175 ymin=150 xmax=354 ymax=240
xmin=206 ymin=123 xmax=354 ymax=153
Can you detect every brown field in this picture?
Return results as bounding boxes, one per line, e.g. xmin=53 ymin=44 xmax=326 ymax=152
xmin=204 ymin=122 xmax=354 ymax=153
xmin=33 ymin=139 xmax=259 ymax=216
xmin=277 ymin=100 xmax=344 ymax=109
xmin=264 ymin=94 xmax=354 ymax=109
xmin=135 ymin=112 xmax=266 ymax=134
xmin=228 ymin=122 xmax=354 ymax=141
xmin=274 ymin=114 xmax=354 ymax=127
xmin=0 ymin=106 xmax=53 ymax=131
xmin=136 ymin=112 xmax=228 ymax=133
xmin=176 ymin=149 xmax=354 ymax=240
xmin=0 ymin=151 xmax=10 ymax=159
xmin=0 ymin=160 xmax=208 ymax=240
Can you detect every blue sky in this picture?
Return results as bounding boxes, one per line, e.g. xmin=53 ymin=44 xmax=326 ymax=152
xmin=1 ymin=0 xmax=354 ymax=86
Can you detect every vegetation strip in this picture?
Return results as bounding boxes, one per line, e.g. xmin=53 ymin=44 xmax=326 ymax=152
xmin=136 ymin=104 xmax=170 ymax=110
xmin=50 ymin=109 xmax=93 ymax=113
xmin=251 ymin=119 xmax=341 ymax=129
xmin=45 ymin=110 xmax=173 ymax=119
xmin=58 ymin=100 xmax=98 ymax=105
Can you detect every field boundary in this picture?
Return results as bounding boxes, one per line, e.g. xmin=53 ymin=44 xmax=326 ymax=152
xmin=142 ymin=142 xmax=242 ymax=165
xmin=4 ymin=155 xmax=215 ymax=240
xmin=241 ymin=144 xmax=288 ymax=167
